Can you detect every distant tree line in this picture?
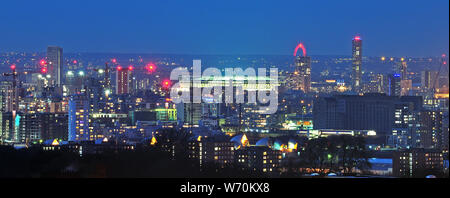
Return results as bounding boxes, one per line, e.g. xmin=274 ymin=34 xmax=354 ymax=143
xmin=281 ymin=135 xmax=372 ymax=177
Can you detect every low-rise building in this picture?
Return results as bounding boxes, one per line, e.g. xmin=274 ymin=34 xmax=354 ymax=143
xmin=393 ymin=148 xmax=444 ymax=177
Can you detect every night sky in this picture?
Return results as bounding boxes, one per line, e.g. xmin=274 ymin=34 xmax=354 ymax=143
xmin=0 ymin=0 xmax=448 ymax=57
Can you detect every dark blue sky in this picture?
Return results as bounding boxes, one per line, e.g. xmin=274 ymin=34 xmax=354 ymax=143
xmin=0 ymin=0 xmax=448 ymax=57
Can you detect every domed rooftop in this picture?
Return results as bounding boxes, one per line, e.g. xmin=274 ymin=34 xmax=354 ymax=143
xmin=256 ymin=137 xmax=270 ymax=147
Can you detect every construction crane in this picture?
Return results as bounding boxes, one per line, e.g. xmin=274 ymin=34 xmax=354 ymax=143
xmin=431 ymin=54 xmax=448 ymax=97
xmin=427 ymin=54 xmax=449 ymax=111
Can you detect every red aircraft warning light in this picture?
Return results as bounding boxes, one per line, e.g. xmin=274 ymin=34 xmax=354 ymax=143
xmin=354 ymin=36 xmax=361 ymax=41
xmin=128 ymin=65 xmax=134 ymax=71
xmin=146 ymin=63 xmax=157 ymax=72
xmin=111 ymin=58 xmax=117 ymax=64
xmin=40 ymin=60 xmax=47 ymax=66
xmin=162 ymin=79 xmax=171 ymax=88
xmin=41 ymin=67 xmax=48 ymax=73
xmin=10 ymin=64 xmax=16 ymax=70
xmin=116 ymin=66 xmax=122 ymax=71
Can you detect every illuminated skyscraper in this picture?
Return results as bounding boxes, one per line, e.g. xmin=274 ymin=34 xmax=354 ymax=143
xmin=393 ymin=59 xmax=411 ymax=96
xmin=293 ymin=43 xmax=311 ymax=93
xmin=0 ymin=112 xmax=13 ymax=144
xmin=364 ymin=73 xmax=387 ymax=94
xmin=115 ymin=66 xmax=133 ymax=94
xmin=18 ymin=113 xmax=40 ymax=143
xmin=351 ymin=36 xmax=362 ymax=92
xmin=418 ymin=110 xmax=443 ymax=149
xmin=68 ymin=94 xmax=90 ymax=141
xmin=399 ymin=59 xmax=408 ymax=80
xmin=46 ymin=46 xmax=63 ymax=87
xmin=0 ymin=81 xmax=14 ymax=112
xmin=421 ymin=70 xmax=438 ymax=90
xmin=388 ymin=73 xmax=401 ymax=97
xmin=103 ymin=62 xmax=111 ymax=93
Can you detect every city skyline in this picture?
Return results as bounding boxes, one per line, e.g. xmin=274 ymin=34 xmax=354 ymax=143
xmin=0 ymin=1 xmax=448 ymax=182
xmin=0 ymin=0 xmax=448 ymax=57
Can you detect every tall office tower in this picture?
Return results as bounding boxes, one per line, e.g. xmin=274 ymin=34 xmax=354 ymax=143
xmin=64 ymin=71 xmax=77 ymax=95
xmin=115 ymin=65 xmax=133 ymax=95
xmin=443 ymin=111 xmax=449 ymax=150
xmin=392 ymin=59 xmax=412 ymax=96
xmin=392 ymin=101 xmax=420 ymax=148
xmin=47 ymin=46 xmax=63 ymax=87
xmin=100 ymin=62 xmax=114 ymax=113
xmin=293 ymin=43 xmax=311 ymax=93
xmin=0 ymin=81 xmax=14 ymax=112
xmin=176 ymin=102 xmax=202 ymax=126
xmin=0 ymin=93 xmax=4 ymax=113
xmin=421 ymin=70 xmax=438 ymax=90
xmin=418 ymin=110 xmax=443 ymax=149
xmin=68 ymin=94 xmax=90 ymax=141
xmin=103 ymin=62 xmax=111 ymax=92
xmin=1 ymin=65 xmax=19 ymax=142
xmin=294 ymin=56 xmax=311 ymax=93
xmin=400 ymin=79 xmax=412 ymax=96
xmin=388 ymin=73 xmax=402 ymax=96
xmin=0 ymin=112 xmax=13 ymax=144
xmin=85 ymin=77 xmax=103 ymax=113
xmin=436 ymin=54 xmax=449 ymax=90
xmin=351 ymin=36 xmax=363 ymax=93
xmin=365 ymin=73 xmax=387 ymax=93
xmin=400 ymin=59 xmax=408 ymax=80
xmin=393 ymin=58 xmax=408 ymax=79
